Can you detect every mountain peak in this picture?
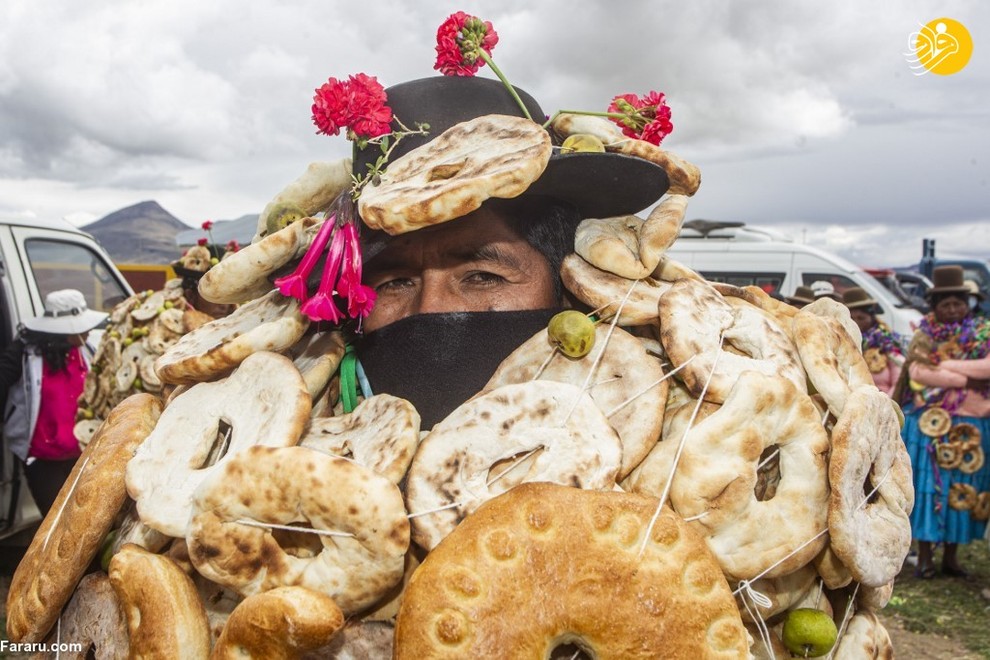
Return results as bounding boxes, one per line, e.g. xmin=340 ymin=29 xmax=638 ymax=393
xmin=83 ymin=201 xmax=191 ymax=264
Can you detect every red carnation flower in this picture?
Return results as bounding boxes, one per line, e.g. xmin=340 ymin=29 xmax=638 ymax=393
xmin=201 ymin=220 xmax=214 ymax=231
xmin=197 ymin=237 xmax=208 ymax=246
xmin=312 ymin=77 xmax=352 ymax=136
xmin=346 ymin=74 xmax=393 ymax=139
xmin=607 ymin=90 xmax=673 ymax=146
xmin=434 ymin=12 xmax=499 ymax=77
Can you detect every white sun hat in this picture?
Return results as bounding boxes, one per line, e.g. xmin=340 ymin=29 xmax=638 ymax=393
xmin=21 ymin=289 xmax=108 ymax=335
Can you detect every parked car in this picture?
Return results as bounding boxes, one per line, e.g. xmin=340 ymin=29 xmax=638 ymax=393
xmin=864 ymin=267 xmax=930 ymax=313
xmin=0 ymin=217 xmax=133 ymax=542
xmin=666 ymin=220 xmax=922 ymax=337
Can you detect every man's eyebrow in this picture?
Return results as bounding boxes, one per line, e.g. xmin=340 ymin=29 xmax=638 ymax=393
xmin=450 ymin=243 xmax=524 ymax=270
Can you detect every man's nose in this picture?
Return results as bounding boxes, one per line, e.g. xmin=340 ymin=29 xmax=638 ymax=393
xmin=414 ymin=277 xmax=459 ymax=316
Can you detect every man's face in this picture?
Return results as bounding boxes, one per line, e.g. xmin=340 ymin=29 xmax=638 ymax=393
xmin=362 ymin=205 xmax=557 ymax=332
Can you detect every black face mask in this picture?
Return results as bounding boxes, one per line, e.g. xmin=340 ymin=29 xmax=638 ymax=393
xmin=355 ymin=309 xmax=561 ymax=429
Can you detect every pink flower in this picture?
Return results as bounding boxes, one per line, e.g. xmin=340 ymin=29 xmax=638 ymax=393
xmin=201 ymin=220 xmax=214 ymax=231
xmin=336 ymin=223 xmax=377 ymax=319
xmin=197 ymin=237 xmax=208 ymax=246
xmin=274 ymin=216 xmax=336 ymax=302
xmin=434 ymin=12 xmax=499 ymax=76
xmin=312 ymin=77 xmax=352 ymax=136
xmin=607 ymin=90 xmax=673 ymax=145
xmin=300 ymin=224 xmax=347 ymax=323
xmin=346 ymin=74 xmax=393 ymax=139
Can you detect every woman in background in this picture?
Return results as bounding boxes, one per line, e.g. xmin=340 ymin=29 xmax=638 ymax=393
xmin=0 ymin=289 xmax=106 ymax=516
xmin=900 ymin=266 xmax=990 ymax=579
xmin=842 ymin=287 xmax=904 ymax=396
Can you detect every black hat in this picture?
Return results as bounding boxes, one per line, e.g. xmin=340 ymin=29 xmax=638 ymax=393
xmin=352 ymin=76 xmax=670 ymax=221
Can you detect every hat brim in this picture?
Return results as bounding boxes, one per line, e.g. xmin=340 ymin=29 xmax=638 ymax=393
xmin=172 ymin=263 xmax=209 ymax=281
xmin=22 ymin=309 xmax=107 ymax=335
xmin=926 ymin=286 xmax=972 ymax=301
xmin=526 ymin=149 xmax=669 ymax=219
xmin=845 ymin=299 xmax=878 ymax=309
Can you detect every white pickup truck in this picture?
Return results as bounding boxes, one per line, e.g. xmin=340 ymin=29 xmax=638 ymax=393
xmin=0 ymin=217 xmax=133 ymax=542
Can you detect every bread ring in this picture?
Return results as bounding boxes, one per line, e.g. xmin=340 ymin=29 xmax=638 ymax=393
xmin=253 ymin=159 xmax=352 ymax=242
xmin=659 ymin=278 xmax=806 ymax=404
xmin=832 ymin=611 xmax=894 ymax=659
xmin=560 ymin=253 xmax=670 ymax=326
xmin=949 ymin=482 xmax=978 ymax=511
xmin=187 ymin=445 xmax=409 ymax=615
xmin=484 ymin=323 xmax=667 ymax=478
xmin=792 ymin=306 xmax=874 ymax=417
xmin=211 ymin=587 xmax=345 ymax=660
xmin=5 ymin=394 xmax=162 ymax=644
xmin=936 ymin=441 xmax=963 ymax=469
xmin=971 ymin=492 xmax=990 ymax=521
xmin=863 ymin=347 xmax=888 ymax=374
xmin=828 ymin=385 xmax=915 ymax=587
xmin=155 ymin=289 xmax=309 ymax=385
xmin=300 ymin=393 xmax=421 ymax=485
xmin=667 ymin=372 xmax=830 ymax=580
xmin=405 ymin=381 xmax=623 ymax=551
xmin=358 ymin=115 xmax=552 ymax=235
xmin=394 ymin=483 xmax=749 ymax=659
xmin=126 ymin=351 xmax=311 ymax=537
xmin=573 ymin=195 xmax=688 ymax=280
xmin=288 ymin=329 xmax=346 ymax=399
xmin=918 ymin=407 xmax=952 ymax=438
xmin=202 ymin=216 xmax=322 ymax=304
xmin=36 ymin=573 xmax=129 ymax=660
xmin=108 ymin=544 xmax=211 ymax=659
xmin=949 ymin=422 xmax=982 ymax=451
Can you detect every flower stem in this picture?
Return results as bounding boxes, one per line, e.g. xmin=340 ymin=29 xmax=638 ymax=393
xmin=478 ymin=51 xmax=532 ymax=121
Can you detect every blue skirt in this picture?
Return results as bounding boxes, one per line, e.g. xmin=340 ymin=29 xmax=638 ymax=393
xmin=902 ymin=408 xmax=990 ymax=544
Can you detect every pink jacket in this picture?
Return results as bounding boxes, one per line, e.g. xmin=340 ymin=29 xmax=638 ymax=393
xmin=873 ymin=360 xmax=902 ymax=397
xmin=909 ymin=354 xmax=990 ymax=418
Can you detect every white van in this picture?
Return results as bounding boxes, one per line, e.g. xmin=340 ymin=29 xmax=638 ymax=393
xmin=666 ymin=220 xmax=922 ymax=338
xmin=0 ymin=217 xmax=133 ymax=541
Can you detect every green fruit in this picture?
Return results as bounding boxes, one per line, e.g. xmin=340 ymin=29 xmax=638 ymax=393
xmin=100 ymin=530 xmax=117 ymax=572
xmin=163 ymin=301 xmax=174 ymax=309
xmin=548 ymin=310 xmax=596 ymax=358
xmin=561 ymin=133 xmax=606 ymax=154
xmin=210 ymin=257 xmax=219 ymax=265
xmin=782 ymin=608 xmax=838 ymax=658
xmin=109 ymin=330 xmax=120 ymax=339
xmin=83 ymin=408 xmax=95 ymax=420
xmin=133 ymin=377 xmax=143 ymax=390
xmin=122 ymin=337 xmax=133 ymax=346
xmin=265 ymin=202 xmax=308 ymax=236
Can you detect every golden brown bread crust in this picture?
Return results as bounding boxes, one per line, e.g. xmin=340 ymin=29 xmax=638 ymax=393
xmin=5 ymin=393 xmax=162 ymax=644
xmin=210 ymin=586 xmax=345 ymax=660
xmin=108 ymin=544 xmax=211 ymax=660
xmin=394 ymin=483 xmax=749 ymax=659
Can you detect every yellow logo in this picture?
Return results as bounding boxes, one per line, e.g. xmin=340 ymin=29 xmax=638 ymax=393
xmin=906 ymin=17 xmax=973 ymax=75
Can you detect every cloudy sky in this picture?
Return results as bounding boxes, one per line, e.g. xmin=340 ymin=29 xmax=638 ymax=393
xmin=1 ymin=0 xmax=987 ymax=267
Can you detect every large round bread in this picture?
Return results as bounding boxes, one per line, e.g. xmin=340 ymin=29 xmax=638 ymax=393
xmin=358 ymin=115 xmax=551 ymax=235
xmin=394 ymin=483 xmax=749 ymax=659
xmin=5 ymin=393 xmax=162 ymax=644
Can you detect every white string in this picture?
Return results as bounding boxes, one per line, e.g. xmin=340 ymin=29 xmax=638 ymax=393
xmin=821 ymin=406 xmax=830 ymax=426
xmin=56 ymin=615 xmax=61 ymax=660
xmin=638 ymin=334 xmax=724 ymax=558
xmin=562 ymin=280 xmax=637 ymax=425
xmin=738 ymin=581 xmax=775 ymax=658
xmin=683 ymin=511 xmax=709 ymax=522
xmin=826 ymin=582 xmax=860 ymax=660
xmin=486 ymin=447 xmax=541 ymax=487
xmin=532 ymin=346 xmax=559 ymax=381
xmin=605 ymin=355 xmax=696 ymax=418
xmin=234 ymin=519 xmax=354 ymax=538
xmin=407 ymin=500 xmax=472 ymax=519
xmin=757 ymin=448 xmax=780 ymax=470
xmin=43 ymin=454 xmax=91 ymax=552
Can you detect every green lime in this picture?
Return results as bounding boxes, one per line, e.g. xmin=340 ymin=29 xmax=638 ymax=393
xmin=548 ymin=310 xmax=596 ymax=358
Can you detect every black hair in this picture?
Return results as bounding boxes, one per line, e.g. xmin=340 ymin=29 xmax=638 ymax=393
xmin=488 ymin=196 xmax=581 ymax=303
xmin=20 ymin=328 xmax=75 ymax=373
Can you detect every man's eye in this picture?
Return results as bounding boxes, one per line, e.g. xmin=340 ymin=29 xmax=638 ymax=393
xmin=464 ymin=271 xmax=506 ymax=286
xmin=374 ymin=278 xmax=414 ymax=293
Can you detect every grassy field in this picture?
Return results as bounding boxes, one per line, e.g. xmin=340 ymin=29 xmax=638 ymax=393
xmin=886 ymin=538 xmax=990 ymax=658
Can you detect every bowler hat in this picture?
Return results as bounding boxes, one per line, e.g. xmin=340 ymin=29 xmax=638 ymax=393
xmin=841 ymin=287 xmax=879 ymax=310
xmin=786 ymin=286 xmax=815 ymax=306
xmin=926 ymin=265 xmax=971 ymax=300
xmin=353 ymin=76 xmax=670 ymax=221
